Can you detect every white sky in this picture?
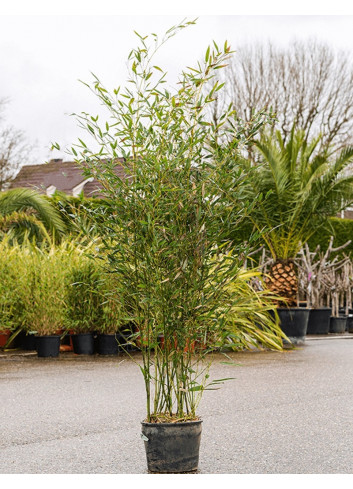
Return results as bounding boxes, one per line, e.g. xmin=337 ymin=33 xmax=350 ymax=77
xmin=1 ymin=1 xmax=353 ymax=164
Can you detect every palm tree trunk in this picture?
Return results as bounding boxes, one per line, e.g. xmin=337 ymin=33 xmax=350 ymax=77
xmin=265 ymin=259 xmax=298 ymax=306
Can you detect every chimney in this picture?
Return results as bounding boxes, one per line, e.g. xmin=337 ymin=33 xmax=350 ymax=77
xmin=49 ymin=159 xmax=63 ymax=164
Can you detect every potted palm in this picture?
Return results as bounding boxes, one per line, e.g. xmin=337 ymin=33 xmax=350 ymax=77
xmin=239 ymin=128 xmax=353 ymax=340
xmin=60 ymin=20 xmax=276 ymax=472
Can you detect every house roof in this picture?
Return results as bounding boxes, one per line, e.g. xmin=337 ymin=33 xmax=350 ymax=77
xmin=9 ymin=159 xmax=126 ymax=198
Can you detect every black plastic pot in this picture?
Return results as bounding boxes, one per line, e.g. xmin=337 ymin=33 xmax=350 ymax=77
xmin=141 ymin=419 xmax=202 ymax=473
xmin=277 ymin=308 xmax=310 ymax=344
xmin=307 ymin=308 xmax=331 ymax=335
xmin=347 ymin=316 xmax=353 ymax=333
xmin=330 ymin=316 xmax=347 ymax=334
xmin=22 ymin=333 xmax=38 ymax=351
xmin=36 ymin=335 xmax=60 ymax=358
xmin=97 ymin=334 xmax=119 ymax=355
xmin=71 ymin=333 xmax=95 ymax=355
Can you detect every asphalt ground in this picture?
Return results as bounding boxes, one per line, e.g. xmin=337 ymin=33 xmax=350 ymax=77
xmin=1 ymin=335 xmax=353 ymax=474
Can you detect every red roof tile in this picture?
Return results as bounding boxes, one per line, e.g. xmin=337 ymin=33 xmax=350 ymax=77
xmin=9 ymin=159 xmax=126 ymax=198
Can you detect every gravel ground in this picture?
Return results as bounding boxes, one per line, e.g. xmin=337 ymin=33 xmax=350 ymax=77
xmin=1 ymin=335 xmax=353 ymax=474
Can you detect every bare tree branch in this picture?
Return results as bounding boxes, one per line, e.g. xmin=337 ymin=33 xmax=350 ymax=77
xmin=210 ymin=39 xmax=353 ymax=154
xmin=0 ymin=99 xmax=35 ymax=191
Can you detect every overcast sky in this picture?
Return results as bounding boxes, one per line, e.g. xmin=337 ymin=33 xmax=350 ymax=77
xmin=1 ymin=2 xmax=353 ymax=164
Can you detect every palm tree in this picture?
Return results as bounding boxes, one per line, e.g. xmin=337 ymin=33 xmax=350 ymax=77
xmin=0 ymin=188 xmax=66 ymax=242
xmin=239 ymin=127 xmax=353 ymax=305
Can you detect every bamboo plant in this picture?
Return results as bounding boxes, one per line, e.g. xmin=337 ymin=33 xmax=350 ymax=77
xmin=58 ymin=21 xmax=278 ymax=423
xmin=22 ymin=242 xmax=70 ymax=336
xmin=64 ymin=259 xmax=102 ymax=334
xmin=0 ymin=237 xmax=28 ymax=337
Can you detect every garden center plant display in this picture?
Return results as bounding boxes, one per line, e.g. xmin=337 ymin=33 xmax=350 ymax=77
xmin=55 ymin=20 xmax=282 ymax=472
xmin=240 ymin=128 xmax=353 ymax=339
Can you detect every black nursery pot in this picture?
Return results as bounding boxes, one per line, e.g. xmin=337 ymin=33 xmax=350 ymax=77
xmin=277 ymin=308 xmax=309 ymax=344
xmin=347 ymin=316 xmax=353 ymax=333
xmin=71 ymin=333 xmax=95 ymax=355
xmin=36 ymin=335 xmax=60 ymax=358
xmin=97 ymin=334 xmax=119 ymax=355
xmin=307 ymin=307 xmax=331 ymax=335
xmin=329 ymin=316 xmax=347 ymax=334
xmin=23 ymin=333 xmax=38 ymax=351
xmin=141 ymin=419 xmax=202 ymax=473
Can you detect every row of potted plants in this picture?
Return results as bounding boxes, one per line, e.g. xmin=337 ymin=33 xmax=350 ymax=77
xmin=0 ymin=237 xmax=131 ymax=357
xmin=0 ymin=235 xmax=287 ymax=358
xmin=257 ymin=238 xmax=353 ymax=341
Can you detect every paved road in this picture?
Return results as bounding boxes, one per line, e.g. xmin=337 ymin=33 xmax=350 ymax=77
xmin=1 ymin=336 xmax=353 ymax=474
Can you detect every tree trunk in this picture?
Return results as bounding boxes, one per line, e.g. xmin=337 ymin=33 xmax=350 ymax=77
xmin=265 ymin=259 xmax=298 ymax=306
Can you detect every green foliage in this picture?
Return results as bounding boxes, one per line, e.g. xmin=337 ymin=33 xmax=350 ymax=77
xmin=22 ymin=241 xmax=75 ymax=336
xmin=96 ymin=272 xmax=126 ymax=334
xmin=64 ymin=257 xmax=102 ymax=334
xmin=68 ymin=20 xmax=276 ymax=421
xmin=0 ymin=188 xmax=67 ymax=243
xmin=221 ymin=269 xmax=286 ymax=351
xmin=0 ymin=236 xmax=128 ymax=340
xmin=0 ymin=237 xmax=28 ymax=332
xmin=238 ymin=127 xmax=353 ymax=261
xmin=307 ymin=217 xmax=353 ymax=258
xmin=49 ymin=193 xmax=109 ymax=239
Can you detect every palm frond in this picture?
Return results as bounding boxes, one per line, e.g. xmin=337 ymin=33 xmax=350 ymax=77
xmin=0 ymin=188 xmax=66 ymax=241
xmin=243 ymin=126 xmax=353 ymax=260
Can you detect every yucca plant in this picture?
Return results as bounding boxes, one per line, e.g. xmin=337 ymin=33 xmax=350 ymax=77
xmin=221 ymin=268 xmax=286 ymax=351
xmin=239 ymin=127 xmax=353 ymax=305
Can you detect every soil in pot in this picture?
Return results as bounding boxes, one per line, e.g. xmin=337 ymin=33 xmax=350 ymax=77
xmin=71 ymin=333 xmax=95 ymax=355
xmin=97 ymin=333 xmax=119 ymax=355
xmin=36 ymin=335 xmax=61 ymax=358
xmin=276 ymin=308 xmax=309 ymax=344
xmin=141 ymin=419 xmax=202 ymax=473
xmin=307 ymin=308 xmax=331 ymax=335
xmin=330 ymin=316 xmax=347 ymax=334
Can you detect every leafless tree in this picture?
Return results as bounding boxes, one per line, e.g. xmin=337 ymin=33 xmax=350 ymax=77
xmin=0 ymin=98 xmax=34 ymax=191
xmin=210 ymin=39 xmax=353 ymax=153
